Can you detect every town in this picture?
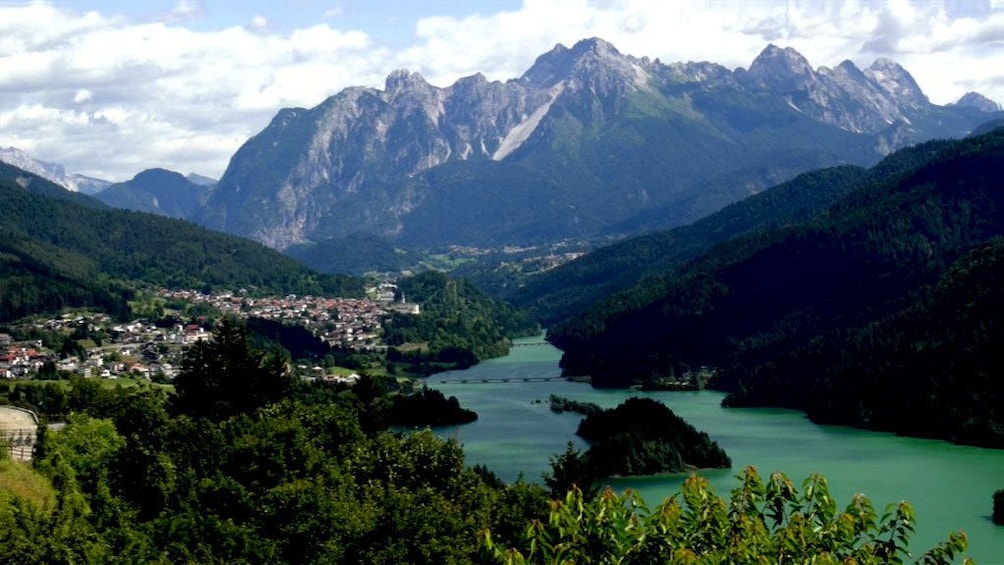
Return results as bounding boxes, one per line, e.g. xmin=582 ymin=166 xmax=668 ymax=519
xmin=0 ymin=285 xmax=420 ymax=382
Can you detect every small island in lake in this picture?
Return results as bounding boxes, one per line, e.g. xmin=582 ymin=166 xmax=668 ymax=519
xmin=390 ymin=388 xmax=478 ymax=427
xmin=548 ymin=394 xmax=602 ymax=416
xmin=576 ymin=397 xmax=731 ymax=477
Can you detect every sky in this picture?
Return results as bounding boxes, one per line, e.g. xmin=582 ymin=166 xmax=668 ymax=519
xmin=2 ymin=0 xmax=1004 ymax=182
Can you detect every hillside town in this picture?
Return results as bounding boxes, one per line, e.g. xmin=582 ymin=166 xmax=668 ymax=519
xmin=0 ymin=285 xmax=420 ymax=382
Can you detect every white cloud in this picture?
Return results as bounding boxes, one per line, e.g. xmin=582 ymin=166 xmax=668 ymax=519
xmin=168 ymin=0 xmax=203 ymax=22
xmin=0 ymin=2 xmax=389 ymax=180
xmin=0 ymin=0 xmax=1002 ymax=181
xmin=249 ymin=15 xmax=268 ymax=31
xmin=401 ymin=0 xmax=1004 ymax=106
xmin=73 ymin=89 xmax=93 ymax=103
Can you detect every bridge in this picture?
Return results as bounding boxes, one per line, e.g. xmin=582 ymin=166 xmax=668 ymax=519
xmin=509 ymin=341 xmax=551 ymax=348
xmin=432 ymin=376 xmax=567 ymax=385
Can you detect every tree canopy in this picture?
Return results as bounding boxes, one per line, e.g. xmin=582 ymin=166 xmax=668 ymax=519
xmin=171 ymin=316 xmax=294 ymax=421
xmin=547 ymin=126 xmax=1004 ymax=446
xmin=485 ymin=467 xmax=973 ymax=565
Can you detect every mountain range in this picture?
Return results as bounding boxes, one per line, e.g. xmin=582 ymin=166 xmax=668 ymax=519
xmin=0 ymin=146 xmax=111 ymax=194
xmin=4 ymin=38 xmax=1001 ymax=274
xmin=191 ymin=38 xmax=1000 ymax=255
xmin=0 ymin=149 xmax=217 ymax=218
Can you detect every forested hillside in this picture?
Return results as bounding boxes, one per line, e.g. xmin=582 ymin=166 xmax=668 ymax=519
xmin=0 ymin=165 xmax=363 ymax=322
xmin=548 ymin=127 xmax=1004 ymax=446
xmin=286 ymin=233 xmax=411 ymax=275
xmin=383 ymin=271 xmax=539 ymax=370
xmin=0 ymin=321 xmax=971 ymax=563
xmin=725 ymin=236 xmax=1004 ymax=446
xmin=503 ymin=165 xmax=867 ymax=325
xmin=507 ymin=135 xmax=969 ymax=326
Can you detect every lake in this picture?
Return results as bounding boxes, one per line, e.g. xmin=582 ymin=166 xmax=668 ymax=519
xmin=431 ymin=337 xmax=1004 ymax=562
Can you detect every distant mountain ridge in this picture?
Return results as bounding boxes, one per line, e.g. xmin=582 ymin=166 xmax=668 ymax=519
xmin=94 ymin=168 xmax=211 ymax=219
xmin=0 ymin=146 xmax=111 ymax=194
xmin=196 ymin=38 xmax=1002 ymax=252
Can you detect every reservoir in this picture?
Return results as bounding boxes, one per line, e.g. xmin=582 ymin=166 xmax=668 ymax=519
xmin=432 ymin=337 xmax=1004 ymax=562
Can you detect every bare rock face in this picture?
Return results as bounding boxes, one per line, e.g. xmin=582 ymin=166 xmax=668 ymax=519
xmin=864 ymin=58 xmax=929 ymax=109
xmin=953 ymin=91 xmax=1003 ymax=113
xmin=197 ymin=40 xmax=1002 ymax=251
xmin=0 ymin=147 xmax=111 ymax=194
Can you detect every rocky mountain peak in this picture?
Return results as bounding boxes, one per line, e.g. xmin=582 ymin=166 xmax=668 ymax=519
xmin=385 ymin=69 xmax=433 ymax=94
xmin=522 ymin=37 xmax=622 ymax=83
xmin=0 ymin=146 xmax=110 ymax=194
xmin=954 ymin=91 xmax=1002 ymax=112
xmin=199 ymin=38 xmax=997 ymax=252
xmin=520 ymin=37 xmax=644 ymax=90
xmin=834 ymin=59 xmax=865 ymax=78
xmin=570 ymin=36 xmax=620 ymax=59
xmin=747 ymin=44 xmax=814 ymax=81
xmin=454 ymin=72 xmax=489 ymax=87
xmin=865 ymin=58 xmax=928 ymax=107
xmin=665 ymin=60 xmax=735 ymax=86
xmin=0 ymin=146 xmax=66 ymax=182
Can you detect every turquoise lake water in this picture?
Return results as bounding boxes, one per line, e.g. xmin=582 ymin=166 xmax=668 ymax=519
xmin=431 ymin=337 xmax=1004 ymax=563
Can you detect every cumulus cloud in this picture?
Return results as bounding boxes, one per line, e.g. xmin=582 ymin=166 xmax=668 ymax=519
xmin=0 ymin=0 xmax=1002 ymax=181
xmin=401 ymin=0 xmax=1004 ymax=110
xmin=0 ymin=2 xmax=389 ymax=180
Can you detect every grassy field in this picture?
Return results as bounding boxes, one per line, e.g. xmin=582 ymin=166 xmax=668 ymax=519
xmin=0 ymin=456 xmax=54 ymax=509
xmin=9 ymin=377 xmax=174 ymax=392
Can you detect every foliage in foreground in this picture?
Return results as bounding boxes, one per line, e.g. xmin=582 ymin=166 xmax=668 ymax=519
xmin=485 ymin=467 xmax=973 ymax=565
xmin=0 ymin=318 xmax=976 ymax=564
xmin=0 ymin=318 xmax=549 ymax=564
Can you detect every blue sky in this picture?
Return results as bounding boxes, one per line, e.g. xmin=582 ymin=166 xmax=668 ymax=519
xmin=75 ymin=0 xmax=522 ymax=44
xmin=2 ymin=0 xmax=1003 ymax=181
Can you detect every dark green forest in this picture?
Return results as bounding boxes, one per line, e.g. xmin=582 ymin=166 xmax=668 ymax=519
xmin=390 ymin=388 xmax=478 ymax=427
xmin=383 ymin=271 xmax=540 ymax=370
xmin=548 ymin=127 xmax=1004 ymax=446
xmin=546 ymin=397 xmax=731 ymax=495
xmin=494 ymin=165 xmax=868 ymax=325
xmin=502 ymin=135 xmax=967 ymax=326
xmin=0 ymin=320 xmax=550 ymax=563
xmin=0 ymin=165 xmax=363 ymax=323
xmin=286 ymin=233 xmax=411 ymax=276
xmin=0 ymin=321 xmax=971 ymax=561
xmin=0 ymin=320 xmax=973 ymax=564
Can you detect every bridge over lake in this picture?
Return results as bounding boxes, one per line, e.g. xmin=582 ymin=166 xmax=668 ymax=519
xmin=508 ymin=340 xmax=551 ymax=348
xmin=431 ymin=376 xmax=567 ymax=385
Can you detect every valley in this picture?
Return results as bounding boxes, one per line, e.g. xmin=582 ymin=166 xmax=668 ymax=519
xmin=2 ymin=31 xmax=1003 ymax=564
